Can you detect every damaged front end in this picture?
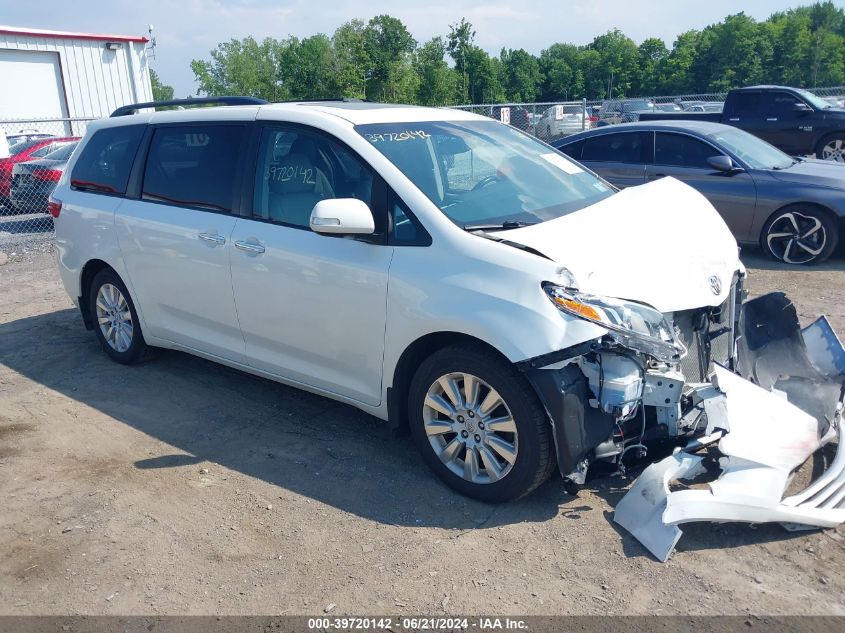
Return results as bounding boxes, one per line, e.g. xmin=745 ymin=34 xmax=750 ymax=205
xmin=522 ymin=281 xmax=845 ymax=561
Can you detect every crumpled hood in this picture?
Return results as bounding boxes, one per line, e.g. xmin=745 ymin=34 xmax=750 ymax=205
xmin=499 ymin=177 xmax=741 ymax=313
xmin=770 ymin=158 xmax=845 ymax=189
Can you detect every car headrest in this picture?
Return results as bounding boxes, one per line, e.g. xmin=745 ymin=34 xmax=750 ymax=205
xmin=290 ymin=137 xmax=319 ymax=162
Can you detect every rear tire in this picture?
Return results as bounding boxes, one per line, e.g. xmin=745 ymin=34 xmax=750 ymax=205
xmin=408 ymin=345 xmax=556 ymax=502
xmin=815 ymin=133 xmax=845 ymax=163
xmin=88 ymin=268 xmax=153 ymax=364
xmin=760 ymin=205 xmax=838 ymax=265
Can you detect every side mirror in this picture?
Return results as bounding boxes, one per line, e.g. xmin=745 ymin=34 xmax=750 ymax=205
xmin=707 ymin=155 xmax=739 ymax=173
xmin=310 ymin=198 xmax=375 ymax=235
xmin=793 ymin=102 xmax=812 ymax=115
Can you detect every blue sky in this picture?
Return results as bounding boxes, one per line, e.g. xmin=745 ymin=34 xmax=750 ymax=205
xmin=0 ymin=0 xmax=818 ymax=97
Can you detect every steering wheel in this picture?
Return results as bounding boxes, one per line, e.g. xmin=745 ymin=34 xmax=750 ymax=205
xmin=472 ymin=175 xmax=499 ymax=191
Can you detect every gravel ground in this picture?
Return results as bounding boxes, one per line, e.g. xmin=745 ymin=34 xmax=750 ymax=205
xmin=0 ymin=243 xmax=844 ymax=616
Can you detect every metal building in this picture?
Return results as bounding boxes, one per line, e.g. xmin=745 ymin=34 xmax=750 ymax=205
xmin=0 ymin=25 xmax=153 ymax=135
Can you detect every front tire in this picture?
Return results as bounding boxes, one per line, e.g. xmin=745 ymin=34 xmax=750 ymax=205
xmin=408 ymin=345 xmax=556 ymax=502
xmin=761 ymin=205 xmax=838 ymax=265
xmin=89 ymin=268 xmax=152 ymax=364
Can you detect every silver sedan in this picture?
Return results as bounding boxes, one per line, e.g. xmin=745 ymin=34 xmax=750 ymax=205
xmin=554 ymin=120 xmax=845 ymax=264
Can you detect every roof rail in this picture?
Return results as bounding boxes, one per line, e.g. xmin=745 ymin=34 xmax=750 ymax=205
xmin=110 ymin=96 xmax=268 ymax=117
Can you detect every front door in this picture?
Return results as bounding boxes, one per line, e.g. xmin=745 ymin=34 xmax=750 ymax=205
xmin=648 ymin=132 xmax=758 ymax=241
xmin=229 ymin=125 xmax=393 ymax=406
xmin=758 ymin=91 xmax=812 ymax=155
xmin=115 ymin=123 xmax=248 ymax=363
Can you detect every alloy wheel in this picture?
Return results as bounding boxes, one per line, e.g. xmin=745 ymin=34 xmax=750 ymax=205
xmin=766 ymin=211 xmax=827 ymax=264
xmin=95 ymin=283 xmax=134 ymax=352
xmin=422 ymin=372 xmax=518 ymax=484
xmin=821 ymin=138 xmax=845 ymax=162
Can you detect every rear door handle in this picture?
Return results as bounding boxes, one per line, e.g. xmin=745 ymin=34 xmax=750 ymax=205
xmin=766 ymin=118 xmax=778 ymax=122
xmin=198 ymin=232 xmax=226 ymax=245
xmin=235 ymin=240 xmax=265 ymax=254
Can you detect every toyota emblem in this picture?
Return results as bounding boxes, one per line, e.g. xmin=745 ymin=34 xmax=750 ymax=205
xmin=709 ymin=275 xmax=722 ymax=295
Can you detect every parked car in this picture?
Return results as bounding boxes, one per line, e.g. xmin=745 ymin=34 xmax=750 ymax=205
xmin=487 ymin=105 xmax=531 ymax=131
xmin=684 ymin=102 xmax=724 ymax=113
xmin=536 ymin=104 xmax=591 ymax=139
xmin=51 ymin=98 xmax=844 ymax=558
xmin=6 ymin=131 xmax=54 ymax=149
xmin=654 ymin=103 xmax=682 ymax=113
xmin=0 ymin=136 xmax=79 ymax=207
xmin=554 ymin=120 xmax=845 ymax=264
xmin=597 ymin=98 xmax=655 ymax=125
xmin=640 ymin=85 xmax=845 ymax=161
xmin=10 ymin=141 xmax=79 ymax=214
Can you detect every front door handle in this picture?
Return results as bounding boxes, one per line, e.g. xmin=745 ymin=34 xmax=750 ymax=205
xmin=199 ymin=232 xmax=226 ymax=245
xmin=235 ymin=240 xmax=265 ymax=254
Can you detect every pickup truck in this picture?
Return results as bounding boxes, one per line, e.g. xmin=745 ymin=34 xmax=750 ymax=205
xmin=639 ymin=85 xmax=845 ymax=161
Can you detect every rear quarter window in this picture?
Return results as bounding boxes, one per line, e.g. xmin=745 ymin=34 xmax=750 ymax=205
xmin=71 ymin=125 xmax=145 ymax=195
xmin=582 ymin=132 xmax=650 ymax=163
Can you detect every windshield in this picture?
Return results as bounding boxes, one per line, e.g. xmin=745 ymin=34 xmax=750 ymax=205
xmin=357 ymin=120 xmax=614 ymax=228
xmin=707 ymin=127 xmax=794 ymax=170
xmin=796 ymin=88 xmax=831 ymax=110
xmin=623 ymin=100 xmax=654 ymax=112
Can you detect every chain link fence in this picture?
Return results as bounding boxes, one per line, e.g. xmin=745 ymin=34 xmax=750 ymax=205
xmin=448 ymin=86 xmax=845 ymax=138
xmin=0 ymin=118 xmax=94 ymax=253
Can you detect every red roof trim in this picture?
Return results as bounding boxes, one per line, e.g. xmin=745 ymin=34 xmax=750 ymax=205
xmin=0 ymin=26 xmax=148 ymax=44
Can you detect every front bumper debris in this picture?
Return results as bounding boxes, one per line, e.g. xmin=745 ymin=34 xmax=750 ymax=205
xmin=614 ymin=294 xmax=845 ymax=562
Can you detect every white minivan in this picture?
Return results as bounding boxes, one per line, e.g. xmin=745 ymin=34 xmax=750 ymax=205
xmin=52 ymin=97 xmax=844 ymax=558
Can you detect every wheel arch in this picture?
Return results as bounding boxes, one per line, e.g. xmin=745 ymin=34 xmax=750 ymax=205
xmin=814 ymin=129 xmax=845 ymax=156
xmin=79 ymin=259 xmax=117 ymax=330
xmin=387 ymin=331 xmax=513 ymax=436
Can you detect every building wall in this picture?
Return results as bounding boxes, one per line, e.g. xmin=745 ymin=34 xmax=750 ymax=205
xmin=0 ymin=33 xmax=152 ymax=121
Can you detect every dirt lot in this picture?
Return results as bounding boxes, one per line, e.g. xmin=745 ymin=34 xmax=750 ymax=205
xmin=1 ymin=244 xmax=844 ymax=616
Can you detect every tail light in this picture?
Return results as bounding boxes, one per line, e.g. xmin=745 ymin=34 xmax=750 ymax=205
xmin=32 ymin=168 xmax=63 ymax=182
xmin=588 ymin=115 xmax=599 ymax=122
xmin=48 ymin=197 xmax=62 ymax=218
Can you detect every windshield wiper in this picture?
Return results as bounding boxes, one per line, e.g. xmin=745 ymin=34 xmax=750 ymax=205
xmin=464 ymin=220 xmax=537 ymax=231
xmin=468 ymin=230 xmax=552 ymax=261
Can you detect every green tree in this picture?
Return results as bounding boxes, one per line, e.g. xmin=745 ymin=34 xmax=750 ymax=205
xmin=636 ymin=38 xmax=668 ymax=95
xmin=446 ymin=18 xmax=476 ymax=102
xmin=363 ymin=15 xmax=417 ymax=101
xmin=278 ymin=34 xmax=337 ymax=100
xmin=332 ymin=19 xmax=369 ymax=98
xmin=692 ymin=13 xmax=773 ymax=91
xmin=538 ymin=43 xmax=584 ymax=101
xmin=587 ymin=29 xmax=640 ymax=98
xmin=659 ymin=30 xmax=701 ymax=94
xmin=415 ymin=37 xmax=459 ymax=105
xmin=499 ymin=48 xmax=541 ymax=102
xmin=150 ymin=69 xmax=174 ymax=101
xmin=190 ymin=36 xmax=281 ymax=100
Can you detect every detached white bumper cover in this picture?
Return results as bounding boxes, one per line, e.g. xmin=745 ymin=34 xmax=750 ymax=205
xmin=615 ymin=308 xmax=845 ymax=562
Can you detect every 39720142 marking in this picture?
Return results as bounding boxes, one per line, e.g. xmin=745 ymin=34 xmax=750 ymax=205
xmin=307 ymin=617 xmax=394 ymax=630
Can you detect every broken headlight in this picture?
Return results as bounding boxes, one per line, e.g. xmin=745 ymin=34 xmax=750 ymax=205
xmin=543 ymin=283 xmax=686 ymax=363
